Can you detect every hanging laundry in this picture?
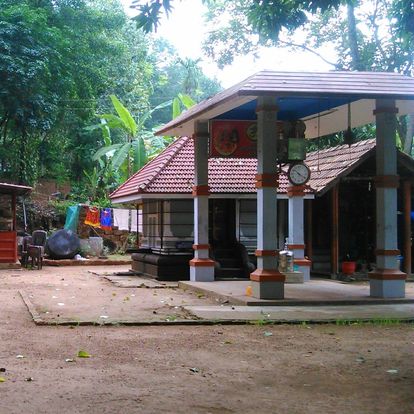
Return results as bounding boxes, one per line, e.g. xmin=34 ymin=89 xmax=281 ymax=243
xmin=64 ymin=205 xmax=81 ymax=232
xmin=130 ymin=209 xmax=142 ymax=233
xmin=100 ymin=208 xmax=112 ymax=231
xmin=130 ymin=209 xmax=138 ymax=233
xmin=84 ymin=206 xmax=100 ymax=228
xmin=113 ymin=208 xmax=129 ymax=231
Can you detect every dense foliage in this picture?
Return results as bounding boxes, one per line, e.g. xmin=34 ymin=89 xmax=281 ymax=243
xmin=0 ymin=0 xmax=221 ymax=199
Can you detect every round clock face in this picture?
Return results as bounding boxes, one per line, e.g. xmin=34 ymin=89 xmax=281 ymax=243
xmin=288 ymin=162 xmax=311 ymax=185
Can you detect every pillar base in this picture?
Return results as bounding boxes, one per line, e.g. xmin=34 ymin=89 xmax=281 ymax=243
xmin=369 ymin=269 xmax=406 ymax=298
xmin=189 ymin=258 xmax=215 ymax=282
xmin=250 ymin=269 xmax=285 ymax=299
xmin=294 ymin=258 xmax=311 ymax=281
xmin=283 ymin=271 xmax=304 ymax=284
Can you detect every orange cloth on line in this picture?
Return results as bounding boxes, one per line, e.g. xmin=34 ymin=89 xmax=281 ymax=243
xmin=84 ymin=207 xmax=100 ymax=228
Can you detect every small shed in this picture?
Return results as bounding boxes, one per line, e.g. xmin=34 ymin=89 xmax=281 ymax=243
xmin=0 ymin=182 xmax=32 ymax=267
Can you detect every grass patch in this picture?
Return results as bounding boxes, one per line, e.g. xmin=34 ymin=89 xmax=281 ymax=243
xmin=335 ymin=318 xmax=413 ymax=326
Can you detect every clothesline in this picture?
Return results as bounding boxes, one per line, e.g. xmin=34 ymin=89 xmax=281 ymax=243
xmin=64 ymin=205 xmax=142 ymax=233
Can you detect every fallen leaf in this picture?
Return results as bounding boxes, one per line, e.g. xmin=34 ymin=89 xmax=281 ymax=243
xmin=224 ymin=340 xmax=232 ymax=344
xmin=0 ymin=377 xmax=6 ymax=383
xmin=77 ymin=350 xmax=91 ymax=358
xmin=386 ymin=369 xmax=398 ymax=374
xmin=264 ymin=332 xmax=273 ymax=337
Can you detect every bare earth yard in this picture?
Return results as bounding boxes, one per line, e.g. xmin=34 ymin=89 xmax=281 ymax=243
xmin=0 ymin=266 xmax=413 ymax=414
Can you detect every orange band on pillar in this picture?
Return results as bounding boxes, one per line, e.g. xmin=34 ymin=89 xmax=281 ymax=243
xmin=250 ymin=269 xmax=285 ymax=282
xmin=189 ymin=258 xmax=215 ymax=267
xmin=294 ymin=258 xmax=312 ymax=266
xmin=369 ymin=269 xmax=406 ymax=280
xmin=255 ymin=250 xmax=278 ymax=257
xmin=255 ymin=173 xmax=279 ymax=188
xmin=192 ymin=185 xmax=210 ymax=196
xmin=375 ymin=249 xmax=400 ymax=256
xmin=193 ymin=244 xmax=210 ymax=250
xmin=287 ymin=185 xmax=306 ymax=197
xmin=373 ymin=107 xmax=399 ymax=115
xmin=374 ymin=175 xmax=400 ymax=188
xmin=288 ymin=244 xmax=305 ymax=250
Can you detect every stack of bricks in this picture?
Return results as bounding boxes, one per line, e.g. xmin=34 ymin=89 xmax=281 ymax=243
xmin=77 ymin=206 xmax=130 ymax=251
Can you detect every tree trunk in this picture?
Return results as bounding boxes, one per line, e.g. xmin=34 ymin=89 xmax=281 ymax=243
xmin=346 ymin=1 xmax=364 ymax=71
xmin=18 ymin=127 xmax=28 ymax=185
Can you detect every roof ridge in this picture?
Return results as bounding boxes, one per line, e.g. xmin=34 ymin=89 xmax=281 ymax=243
xmin=142 ymin=136 xmax=191 ymax=191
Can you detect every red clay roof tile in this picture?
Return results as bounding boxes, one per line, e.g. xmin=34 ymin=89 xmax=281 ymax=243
xmin=110 ymin=137 xmax=378 ymax=200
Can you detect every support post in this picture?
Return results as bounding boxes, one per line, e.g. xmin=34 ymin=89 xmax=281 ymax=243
xmin=288 ymin=186 xmax=311 ymax=281
xmin=370 ymin=99 xmax=406 ymax=297
xmin=331 ymin=185 xmax=339 ymax=277
xmin=250 ymin=96 xmax=285 ymax=299
xmin=306 ymin=199 xmax=313 ymax=263
xmin=189 ymin=121 xmax=215 ymax=281
xmin=403 ymin=181 xmax=412 ymax=276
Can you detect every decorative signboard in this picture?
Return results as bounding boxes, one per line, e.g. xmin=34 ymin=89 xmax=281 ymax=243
xmin=209 ymin=119 xmax=307 ymax=161
xmin=209 ymin=120 xmax=262 ymax=158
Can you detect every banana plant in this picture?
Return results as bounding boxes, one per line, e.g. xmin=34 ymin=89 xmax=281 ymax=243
xmin=92 ymin=95 xmax=171 ymax=178
xmin=172 ymin=93 xmax=196 ymax=119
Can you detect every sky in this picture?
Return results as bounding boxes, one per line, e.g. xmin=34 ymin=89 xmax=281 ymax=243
xmin=122 ymin=0 xmax=336 ymax=88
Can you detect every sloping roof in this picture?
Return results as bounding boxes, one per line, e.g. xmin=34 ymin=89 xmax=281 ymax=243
xmin=0 ymin=182 xmax=32 ymax=195
xmin=110 ymin=138 xmax=386 ymax=202
xmin=156 ymin=71 xmax=414 ymax=137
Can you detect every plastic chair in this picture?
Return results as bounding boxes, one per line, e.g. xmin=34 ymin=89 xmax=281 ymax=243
xmin=28 ymin=230 xmax=47 ymax=269
xmin=20 ymin=236 xmax=33 ymax=268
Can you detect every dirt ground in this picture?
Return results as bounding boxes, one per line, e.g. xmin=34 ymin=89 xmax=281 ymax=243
xmin=0 ymin=266 xmax=413 ymax=414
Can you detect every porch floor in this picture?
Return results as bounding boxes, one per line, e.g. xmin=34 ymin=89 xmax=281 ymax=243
xmin=179 ymin=278 xmax=414 ymax=307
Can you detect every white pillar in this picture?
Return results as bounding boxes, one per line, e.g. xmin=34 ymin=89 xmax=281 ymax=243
xmin=370 ymin=99 xmax=406 ymax=297
xmin=189 ymin=121 xmax=215 ymax=281
xmin=250 ymin=96 xmax=285 ymax=299
xmin=288 ymin=186 xmax=311 ymax=281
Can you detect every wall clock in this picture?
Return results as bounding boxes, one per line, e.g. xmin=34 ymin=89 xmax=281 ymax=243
xmin=287 ymin=162 xmax=311 ymax=186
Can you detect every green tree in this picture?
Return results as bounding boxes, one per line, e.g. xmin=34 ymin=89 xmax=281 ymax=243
xmin=148 ymin=42 xmax=222 ymax=127
xmin=0 ymin=0 xmax=155 ymax=184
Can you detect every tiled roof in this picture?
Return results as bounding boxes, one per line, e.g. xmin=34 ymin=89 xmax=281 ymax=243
xmin=110 ymin=137 xmax=381 ymax=200
xmin=306 ymin=139 xmax=376 ymax=194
